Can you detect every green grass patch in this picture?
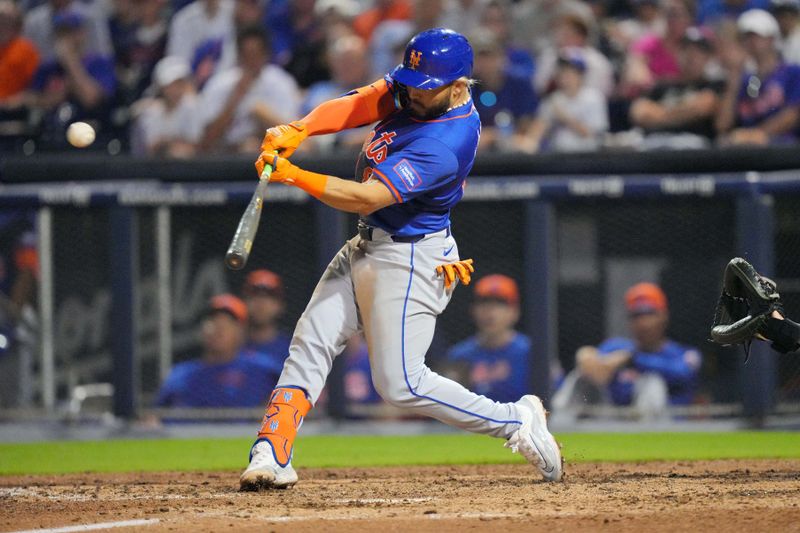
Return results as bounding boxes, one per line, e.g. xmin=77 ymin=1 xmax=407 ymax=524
xmin=1 ymin=432 xmax=799 ymax=476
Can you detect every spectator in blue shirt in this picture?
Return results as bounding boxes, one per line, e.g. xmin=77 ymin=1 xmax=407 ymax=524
xmin=240 ymin=269 xmax=291 ymax=369
xmin=447 ymin=274 xmax=534 ymax=404
xmin=552 ymin=282 xmax=702 ymax=420
xmin=717 ymin=9 xmax=800 ymax=144
xmin=28 ymin=9 xmax=116 ymax=149
xmin=470 ymin=30 xmax=539 ymax=153
xmin=697 ymin=0 xmax=770 ymax=25
xmin=155 ymin=294 xmax=282 ymax=408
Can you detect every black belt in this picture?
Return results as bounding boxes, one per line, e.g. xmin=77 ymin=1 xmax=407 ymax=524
xmin=357 ymin=221 xmax=448 ymax=243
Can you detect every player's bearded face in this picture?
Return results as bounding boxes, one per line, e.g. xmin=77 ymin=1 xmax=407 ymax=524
xmin=403 ymin=83 xmax=454 ymax=119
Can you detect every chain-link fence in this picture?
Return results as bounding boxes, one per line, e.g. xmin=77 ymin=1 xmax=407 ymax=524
xmin=1 ymin=172 xmax=799 ymax=424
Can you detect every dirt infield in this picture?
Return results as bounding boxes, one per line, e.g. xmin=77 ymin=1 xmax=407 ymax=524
xmin=2 ymin=459 xmax=800 ymax=532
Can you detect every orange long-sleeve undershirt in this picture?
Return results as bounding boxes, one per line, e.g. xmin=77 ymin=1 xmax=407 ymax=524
xmin=299 ymin=78 xmax=397 ymax=136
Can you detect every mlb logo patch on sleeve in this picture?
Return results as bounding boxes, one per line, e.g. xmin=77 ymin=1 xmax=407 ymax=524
xmin=393 ymin=159 xmax=422 ymax=191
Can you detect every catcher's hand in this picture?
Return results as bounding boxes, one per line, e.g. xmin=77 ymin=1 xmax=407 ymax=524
xmin=710 ymin=257 xmax=800 ymax=357
xmin=436 ymin=258 xmax=474 ymax=289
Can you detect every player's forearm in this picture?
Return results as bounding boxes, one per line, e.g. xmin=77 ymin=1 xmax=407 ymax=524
xmin=300 ymin=79 xmax=395 ymax=136
xmin=759 ymin=106 xmax=800 ymax=137
xmin=318 ymin=176 xmax=393 ymax=216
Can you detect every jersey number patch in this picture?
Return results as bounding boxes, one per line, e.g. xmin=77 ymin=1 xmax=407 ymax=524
xmin=365 ymin=131 xmax=396 ymax=165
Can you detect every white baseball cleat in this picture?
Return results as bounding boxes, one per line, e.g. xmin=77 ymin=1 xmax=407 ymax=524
xmin=239 ymin=440 xmax=298 ymax=491
xmin=505 ymin=395 xmax=564 ymax=482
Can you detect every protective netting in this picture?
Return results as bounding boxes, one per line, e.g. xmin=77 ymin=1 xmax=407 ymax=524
xmin=3 ymin=180 xmax=800 ymax=420
xmin=774 ymin=194 xmax=800 ymax=405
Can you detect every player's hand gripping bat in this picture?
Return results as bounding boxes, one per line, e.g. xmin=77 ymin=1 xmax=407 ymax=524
xmin=225 ymin=154 xmax=274 ymax=270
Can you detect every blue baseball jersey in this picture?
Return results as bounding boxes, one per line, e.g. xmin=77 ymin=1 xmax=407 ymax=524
xmin=355 ymin=80 xmax=481 ymax=237
xmin=155 ymin=352 xmax=283 ymax=408
xmin=736 ymin=63 xmax=800 ymax=140
xmin=597 ymin=337 xmax=701 ymax=405
xmin=242 ymin=333 xmax=291 ymax=366
xmin=447 ymin=332 xmax=532 ymax=404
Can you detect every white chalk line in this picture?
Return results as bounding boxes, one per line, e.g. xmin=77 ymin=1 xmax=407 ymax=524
xmin=0 ymin=487 xmax=236 ymax=502
xmin=192 ymin=509 xmax=522 ymax=523
xmin=2 ymin=488 xmax=435 ymax=506
xmin=8 ymin=518 xmax=160 ymax=533
xmin=333 ymin=497 xmax=434 ymax=504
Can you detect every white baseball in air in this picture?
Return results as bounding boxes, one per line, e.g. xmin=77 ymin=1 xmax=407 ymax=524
xmin=66 ymin=121 xmax=96 ymax=148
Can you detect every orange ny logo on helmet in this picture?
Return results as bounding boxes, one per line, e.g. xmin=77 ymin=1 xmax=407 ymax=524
xmin=408 ymin=50 xmax=422 ymax=70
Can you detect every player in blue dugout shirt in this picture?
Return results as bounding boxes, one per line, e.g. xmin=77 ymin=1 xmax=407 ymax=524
xmin=447 ymin=275 xmax=533 ymax=404
xmin=155 ymin=294 xmax=282 ymax=409
xmin=552 ymin=282 xmax=702 ymax=420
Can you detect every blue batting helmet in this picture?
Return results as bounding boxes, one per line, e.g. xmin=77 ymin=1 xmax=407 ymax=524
xmin=390 ymin=28 xmax=473 ymax=90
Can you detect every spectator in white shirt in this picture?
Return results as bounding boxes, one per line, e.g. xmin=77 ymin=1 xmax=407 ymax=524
xmin=165 ymin=0 xmax=235 ymax=88
xmin=198 ymin=26 xmax=300 ymax=154
xmin=771 ymin=0 xmax=800 ymax=64
xmin=529 ymin=49 xmax=609 ymax=152
xmin=131 ymin=55 xmax=202 ymax=157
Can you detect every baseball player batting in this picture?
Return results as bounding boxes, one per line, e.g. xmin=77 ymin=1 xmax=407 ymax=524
xmin=239 ymin=28 xmax=563 ymax=490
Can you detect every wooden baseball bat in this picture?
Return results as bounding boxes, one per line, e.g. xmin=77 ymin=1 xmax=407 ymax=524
xmin=225 ymin=157 xmax=274 ymax=270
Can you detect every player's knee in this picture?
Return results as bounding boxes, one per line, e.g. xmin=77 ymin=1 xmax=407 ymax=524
xmin=371 ymin=370 xmax=415 ymax=406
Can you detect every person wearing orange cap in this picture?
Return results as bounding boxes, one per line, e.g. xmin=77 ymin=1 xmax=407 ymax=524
xmin=446 ymin=274 xmax=535 ymax=404
xmin=552 ymin=282 xmax=701 ymax=420
xmin=240 ymin=269 xmax=291 ymax=369
xmin=154 ymin=294 xmax=283 ymax=409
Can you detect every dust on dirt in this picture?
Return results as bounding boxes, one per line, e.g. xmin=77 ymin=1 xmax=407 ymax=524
xmin=2 ymin=460 xmax=800 ymax=532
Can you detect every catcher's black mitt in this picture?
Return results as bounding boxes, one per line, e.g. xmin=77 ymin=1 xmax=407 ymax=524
xmin=710 ymin=257 xmax=800 ymax=358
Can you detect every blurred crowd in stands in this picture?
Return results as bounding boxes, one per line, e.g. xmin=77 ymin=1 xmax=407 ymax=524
xmin=2 ymin=0 xmax=800 ymax=156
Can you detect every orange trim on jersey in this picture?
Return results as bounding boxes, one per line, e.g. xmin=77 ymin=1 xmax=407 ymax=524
xmin=409 ymin=106 xmax=477 ymax=123
xmin=371 ymin=168 xmax=403 ymax=204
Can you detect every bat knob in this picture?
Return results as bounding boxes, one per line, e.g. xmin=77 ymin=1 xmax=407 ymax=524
xmin=225 ymin=253 xmax=245 ymax=270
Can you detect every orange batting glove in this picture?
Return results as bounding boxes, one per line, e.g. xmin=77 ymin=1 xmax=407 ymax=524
xmin=260 ymin=121 xmax=308 ymax=158
xmin=436 ymin=258 xmax=474 ymax=289
xmin=255 ymin=153 xmax=329 ymax=199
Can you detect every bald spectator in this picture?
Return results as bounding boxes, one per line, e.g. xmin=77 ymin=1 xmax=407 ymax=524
xmin=717 ymin=9 xmax=800 ymax=144
xmin=166 ymin=0 xmax=235 ymax=88
xmin=198 ymin=26 xmax=299 ymax=153
xmin=552 ymin=283 xmax=701 ymax=420
xmin=771 ymin=0 xmax=800 ymax=63
xmin=155 ymin=294 xmax=282 ymax=408
xmin=0 ymin=0 xmax=39 ymax=106
xmin=240 ymin=269 xmax=291 ymax=368
xmin=23 ymin=0 xmax=112 ymax=61
xmin=131 ymin=55 xmax=201 ymax=157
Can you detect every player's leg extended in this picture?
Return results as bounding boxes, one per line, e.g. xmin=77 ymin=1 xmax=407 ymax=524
xmin=241 ymin=238 xmax=361 ymax=490
xmin=353 ymin=235 xmax=521 ymax=438
xmin=354 ymin=234 xmax=562 ymax=481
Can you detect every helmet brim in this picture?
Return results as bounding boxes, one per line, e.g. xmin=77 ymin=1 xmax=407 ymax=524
xmin=390 ymin=64 xmax=447 ymax=90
